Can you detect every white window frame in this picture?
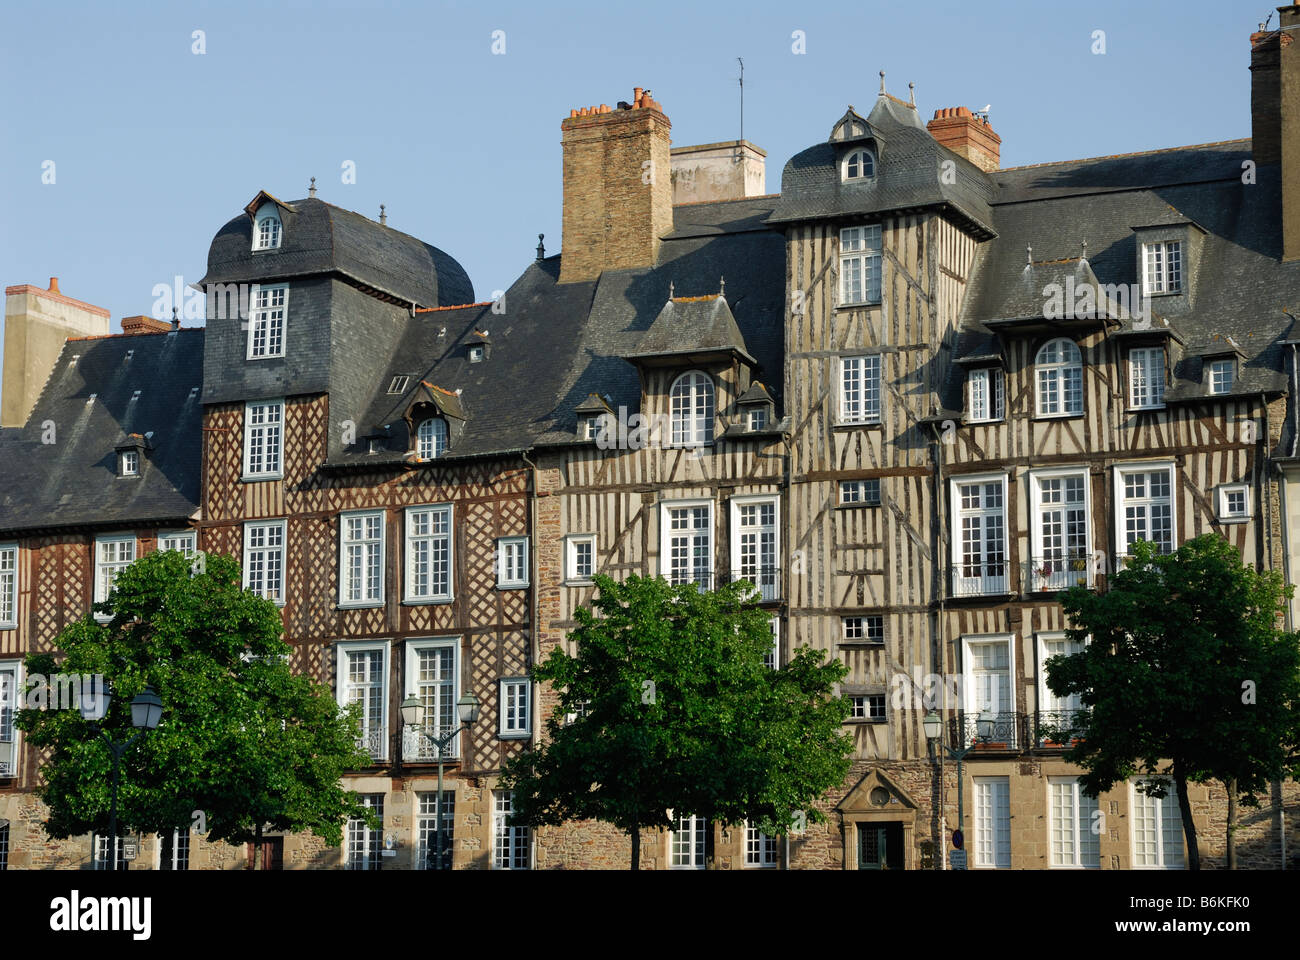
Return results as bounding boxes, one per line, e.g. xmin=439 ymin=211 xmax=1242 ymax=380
xmin=415 ymin=791 xmax=454 ymax=870
xmin=1028 ymin=467 xmax=1093 ymax=591
xmin=766 ymin=616 xmax=780 ymax=670
xmin=242 ymin=399 xmax=284 ymax=480
xmin=0 ymin=544 xmax=16 ymax=630
xmin=158 ymin=828 xmax=191 ymax=871
xmin=94 ymin=534 xmax=136 ymax=621
xmin=841 ymin=148 xmax=875 ymax=181
xmin=669 ymin=371 xmax=715 ymax=447
xmin=1128 ymin=347 xmax=1166 ymax=410
xmin=1036 ymin=631 xmax=1085 ymax=718
xmin=346 ymin=793 xmax=385 ymax=870
xmin=404 ymin=505 xmax=453 ymax=604
xmin=493 ymin=790 xmax=530 ymax=870
xmin=252 ymin=204 xmax=282 ymax=251
xmin=973 ymin=776 xmax=1011 ymax=869
xmin=1217 ymin=483 xmax=1251 ymax=523
xmin=565 ymin=534 xmax=596 ymax=584
xmin=839 ymin=225 xmax=882 ymax=305
xmin=336 ymin=639 xmax=390 ymax=763
xmin=1035 ymin=339 xmax=1084 ymax=418
xmin=1142 ymin=241 xmax=1182 ymax=296
xmin=961 ymin=633 xmax=1016 ymax=742
xmin=1208 ymin=358 xmax=1234 ymax=395
xmin=1048 ymin=777 xmax=1100 ymax=869
xmin=246 ymin=283 xmax=287 ymax=359
xmin=730 ymin=495 xmax=780 ymax=601
xmin=968 ymin=367 xmax=1005 ymax=423
xmin=1130 ymin=778 xmax=1185 ymax=869
xmin=416 ymin=418 xmax=448 ymax=460
xmin=582 ymin=415 xmax=603 ymax=440
xmin=950 ymin=474 xmax=1009 ymax=597
xmin=745 ymin=822 xmax=780 ymax=867
xmin=404 ymin=638 xmax=460 ymax=761
xmin=659 ymin=499 xmax=714 ymax=588
xmin=158 ymin=530 xmax=196 ymax=556
xmin=93 ymin=834 xmax=128 ymax=871
xmin=119 ymin=449 xmax=139 ymax=477
xmin=839 ymin=478 xmax=881 ymax=506
xmin=670 ymin=812 xmax=708 ymax=870
xmin=747 ymin=406 xmax=768 ymax=431
xmin=848 ymin=694 xmax=886 ymax=722
xmin=338 ymin=509 xmax=385 ymax=608
xmin=496 ymin=537 xmax=529 ymax=589
xmin=0 ymin=658 xmax=22 ymax=779
xmin=839 ymin=355 xmax=882 ymax=425
xmin=1113 ymin=462 xmax=1176 ymax=561
xmin=242 ymin=520 xmax=286 ymax=605
xmin=499 ymin=677 xmax=531 ymax=739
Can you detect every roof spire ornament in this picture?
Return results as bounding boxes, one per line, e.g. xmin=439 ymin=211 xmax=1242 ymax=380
xmin=1026 ymin=244 xmax=1033 ymax=265
xmin=308 ymin=176 xmax=317 ymax=198
xmin=879 ymin=70 xmax=886 ymax=95
xmin=669 ymin=280 xmax=675 ymax=299
xmin=379 ymin=204 xmax=386 ymax=226
xmin=719 ymin=276 xmax=726 ymax=298
xmin=909 ymin=81 xmax=916 ymax=106
xmin=536 ymin=233 xmax=545 ymax=261
xmin=1081 ymin=239 xmax=1088 ymax=261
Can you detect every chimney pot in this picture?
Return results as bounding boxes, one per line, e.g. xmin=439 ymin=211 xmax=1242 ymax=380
xmin=48 ymin=277 xmax=59 ymax=293
xmin=927 ymin=106 xmax=1001 ymax=173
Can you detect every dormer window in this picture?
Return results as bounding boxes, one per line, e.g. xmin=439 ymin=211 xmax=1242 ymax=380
xmin=417 ymin=418 xmax=448 ymax=460
xmin=253 ymin=206 xmax=282 ymax=251
xmin=747 ymin=407 xmax=768 ymax=431
xmin=1208 ymin=358 xmax=1234 ymax=395
xmin=1142 ymin=241 xmax=1182 ymax=295
xmin=842 ymin=148 xmax=875 ymax=181
xmin=583 ymin=415 xmax=603 ymax=441
xmin=468 ymin=345 xmax=484 ymax=363
xmin=968 ymin=367 xmax=1005 ymax=423
xmin=669 ymin=371 xmax=715 ymax=446
xmin=119 ymin=450 xmax=139 ymax=477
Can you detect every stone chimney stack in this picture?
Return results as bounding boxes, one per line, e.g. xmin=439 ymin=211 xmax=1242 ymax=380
xmin=120 ymin=314 xmax=173 ymax=334
xmin=559 ymin=88 xmax=673 ymax=284
xmin=1251 ymin=3 xmax=1300 ymax=261
xmin=2 ymin=278 xmax=110 ymax=427
xmin=670 ymin=141 xmax=767 ymax=205
xmin=926 ymin=107 xmax=1001 ymax=173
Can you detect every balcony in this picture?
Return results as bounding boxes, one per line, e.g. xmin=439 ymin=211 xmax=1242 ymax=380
xmin=951 ymin=562 xmax=1009 ymax=598
xmin=666 ymin=571 xmax=715 ymax=591
xmin=1023 ymin=554 xmax=1091 ymax=593
xmin=402 ymin=724 xmax=458 ymax=763
xmin=355 ymin=728 xmax=385 ymax=762
xmin=1033 ymin=709 xmax=1089 ymax=749
xmin=725 ymin=566 xmax=782 ymax=602
xmin=948 ymin=712 xmax=1025 ymax=751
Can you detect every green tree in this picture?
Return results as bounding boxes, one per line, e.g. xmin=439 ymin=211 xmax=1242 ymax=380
xmin=499 ymin=574 xmax=852 ymax=869
xmin=1046 ymin=534 xmax=1300 ymax=870
xmin=17 ymin=549 xmax=376 ymax=868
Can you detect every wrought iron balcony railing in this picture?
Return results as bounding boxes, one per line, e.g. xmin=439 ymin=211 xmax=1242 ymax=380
xmin=947 ymin=711 xmax=1025 ymax=751
xmin=666 ymin=571 xmax=715 ymax=591
xmin=1033 ymin=709 xmax=1090 ymax=748
xmin=402 ymin=724 xmax=458 ymax=763
xmin=0 ymin=736 xmax=17 ymax=777
xmin=951 ymin=562 xmax=1010 ymax=598
xmin=355 ymin=728 xmax=385 ymax=762
xmin=725 ymin=566 xmax=782 ymax=601
xmin=1023 ymin=554 xmax=1092 ymax=593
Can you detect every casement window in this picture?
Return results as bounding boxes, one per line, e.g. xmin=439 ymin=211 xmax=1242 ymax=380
xmin=247 ymin=284 xmax=287 ymax=359
xmin=842 ymin=148 xmax=875 ymax=181
xmin=1114 ymin=464 xmax=1175 ymax=559
xmin=403 ymin=639 xmax=459 ymax=761
xmin=842 ymin=614 xmax=884 ymax=644
xmin=0 ymin=822 xmax=7 ymax=870
xmin=242 ymin=400 xmax=284 ymax=479
xmin=336 ymin=640 xmax=389 ymax=762
xmin=839 ymin=225 xmax=882 ymax=305
xmin=968 ymin=367 xmax=1005 ymax=423
xmin=253 ymin=206 xmax=282 ymax=251
xmin=951 ymin=475 xmax=1008 ymax=596
xmin=849 ymin=694 xmax=886 ymax=721
xmin=93 ymin=834 xmax=128 ymax=871
xmin=839 ymin=355 xmax=882 ymax=424
xmin=962 ymin=634 xmax=1015 ymax=745
xmin=493 ymin=791 xmax=530 ymax=870
xmin=94 ymin=535 xmax=136 ymax=620
xmin=1028 ymin=469 xmax=1091 ymax=591
xmin=839 ymin=478 xmax=881 ymax=506
xmin=1037 ymin=632 xmax=1085 ymax=721
xmin=766 ymin=617 xmax=780 ymax=670
xmin=566 ymin=534 xmax=595 ymax=583
xmin=745 ymin=823 xmax=779 ymax=867
xmin=670 ymin=812 xmax=709 ymax=869
xmin=661 ymin=501 xmax=713 ymax=588
xmin=1128 ymin=347 xmax=1166 ymax=410
xmin=405 ymin=505 xmax=452 ymax=603
xmin=730 ymin=497 xmax=779 ymax=601
xmin=1131 ymin=779 xmax=1185 ymax=869
xmin=159 ymin=829 xmax=190 ymax=871
xmin=468 ymin=345 xmax=484 ymax=363
xmin=1142 ymin=241 xmax=1182 ymax=295
xmin=669 ymin=371 xmax=715 ymax=446
xmin=1049 ymin=778 xmax=1100 ymax=869
xmin=0 ymin=544 xmax=16 ymax=629
xmin=499 ymin=677 xmax=531 ymax=738
xmin=119 ymin=449 xmax=139 ymax=477
xmin=973 ymin=777 xmax=1011 ymax=869
xmin=416 ymin=791 xmax=454 ymax=870
xmin=339 ymin=510 xmax=385 ymax=606
xmin=158 ymin=531 xmax=196 ymax=556
xmin=1217 ymin=483 xmax=1251 ymax=523
xmin=1208 ymin=359 xmax=1233 ymax=395
xmin=747 ymin=407 xmax=768 ymax=431
xmin=582 ymin=415 xmax=603 ymax=440
xmin=416 ymin=418 xmax=448 ymax=460
xmin=496 ymin=537 xmax=529 ymax=589
xmin=0 ymin=660 xmax=19 ymax=778
xmin=346 ymin=794 xmax=384 ymax=870
xmin=1035 ymin=339 xmax=1083 ymax=417
xmin=243 ymin=520 xmax=286 ymax=603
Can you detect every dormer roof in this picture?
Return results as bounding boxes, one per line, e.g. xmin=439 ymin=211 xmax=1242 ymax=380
xmin=625 ymin=293 xmax=755 ymax=366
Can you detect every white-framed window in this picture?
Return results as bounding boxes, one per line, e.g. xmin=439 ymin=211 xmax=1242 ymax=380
xmin=566 ymin=534 xmax=595 ymax=583
xmin=1037 ymin=631 xmax=1085 ymax=720
xmin=405 ymin=505 xmax=452 ymax=603
xmin=1129 ymin=347 xmax=1166 ymax=410
xmin=1142 ymin=241 xmax=1182 ymax=295
xmin=951 ymin=475 xmax=1008 ymax=596
xmin=848 ymin=694 xmax=886 ymax=721
xmin=242 ymin=399 xmax=284 ymax=479
xmin=962 ymin=633 xmax=1015 ymax=745
xmin=119 ymin=449 xmax=139 ymax=477
xmin=660 ymin=500 xmax=713 ymax=588
xmin=1114 ymin=463 xmax=1175 ymax=558
xmin=247 ymin=284 xmax=287 ymax=359
xmin=669 ymin=371 xmax=715 ymax=446
xmin=417 ymin=418 xmax=448 ymax=460
xmin=839 ymin=355 xmax=882 ymax=424
xmin=337 ymin=640 xmax=389 ymax=762
xmin=468 ymin=345 xmax=484 ymax=363
xmin=842 ymin=148 xmax=875 ymax=181
xmin=839 ymin=478 xmax=881 ymax=505
xmin=747 ymin=407 xmax=768 ymax=431
xmin=670 ymin=812 xmax=708 ymax=869
xmin=416 ymin=791 xmax=454 ymax=870
xmin=159 ymin=829 xmax=190 ymax=871
xmin=403 ymin=638 xmax=459 ymax=761
xmin=745 ymin=823 xmax=779 ymax=867
xmin=1035 ymin=339 xmax=1083 ymax=417
xmin=842 ymin=614 xmax=884 ymax=643
xmin=766 ymin=617 xmax=780 ymax=670
xmin=1217 ymin=483 xmax=1251 ymax=522
xmin=158 ymin=531 xmax=196 ymax=556
xmin=496 ymin=537 xmax=529 ymax=588
xmin=0 ymin=544 xmax=16 ymax=629
xmin=730 ymin=496 xmax=779 ymax=601
xmin=253 ymin=205 xmax=282 ymax=251
xmin=968 ymin=367 xmax=1005 ymax=423
xmin=346 ymin=794 xmax=384 ymax=870
xmin=93 ymin=834 xmax=128 ymax=871
xmin=973 ymin=777 xmax=1011 ymax=869
xmin=493 ymin=791 xmax=530 ymax=870
xmin=1131 ymin=779 xmax=1185 ymax=869
xmin=1049 ymin=778 xmax=1100 ymax=869
xmin=0 ymin=659 xmax=20 ymax=778
xmin=339 ymin=510 xmax=385 ymax=607
xmin=582 ymin=415 xmax=604 ymax=440
xmin=839 ymin=225 xmax=882 ymax=305
xmin=242 ymin=520 xmax=286 ymax=603
xmin=1208 ymin=359 xmax=1234 ymax=395
xmin=94 ymin=535 xmax=136 ymax=620
xmin=1028 ymin=468 xmax=1092 ymax=591
xmin=500 ymin=677 xmax=531 ymax=738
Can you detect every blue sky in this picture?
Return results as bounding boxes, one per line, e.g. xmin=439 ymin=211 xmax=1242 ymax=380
xmin=0 ymin=0 xmax=1264 ymax=348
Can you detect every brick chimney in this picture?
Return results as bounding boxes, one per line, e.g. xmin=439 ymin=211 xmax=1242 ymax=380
xmin=559 ymin=88 xmax=673 ymax=284
xmin=1251 ymin=3 xmax=1300 ymax=261
xmin=926 ymin=107 xmax=1001 ymax=173
xmin=120 ymin=314 xmax=173 ymax=334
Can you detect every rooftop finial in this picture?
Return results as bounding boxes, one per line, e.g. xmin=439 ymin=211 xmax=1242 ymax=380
xmin=308 ymin=176 xmax=317 ymax=198
xmin=669 ymin=280 xmax=675 ymax=299
xmin=1026 ymin=244 xmax=1033 ymax=265
xmin=909 ymin=81 xmax=915 ymax=106
xmin=536 ymin=233 xmax=545 ymax=261
xmin=379 ymin=204 xmax=386 ymax=226
xmin=1081 ymin=239 xmax=1088 ymax=261
xmin=879 ymin=70 xmax=886 ymax=95
xmin=719 ymin=276 xmax=726 ymax=298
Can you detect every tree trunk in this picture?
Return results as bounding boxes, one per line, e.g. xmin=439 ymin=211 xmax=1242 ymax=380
xmin=251 ymin=823 xmax=262 ymax=871
xmin=1226 ymin=779 xmax=1237 ymax=870
xmin=630 ymin=824 xmax=640 ymax=871
xmin=1173 ymin=763 xmax=1200 ymax=871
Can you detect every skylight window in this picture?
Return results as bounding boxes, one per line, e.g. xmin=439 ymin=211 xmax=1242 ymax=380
xmin=388 ymin=376 xmax=410 ymax=395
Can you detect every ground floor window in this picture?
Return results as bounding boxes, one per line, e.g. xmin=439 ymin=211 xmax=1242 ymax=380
xmin=347 ymin=794 xmax=384 ymax=870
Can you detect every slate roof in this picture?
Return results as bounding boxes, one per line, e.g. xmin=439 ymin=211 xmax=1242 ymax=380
xmin=626 ymin=294 xmax=755 ymax=364
xmin=0 ymin=330 xmax=204 ymax=535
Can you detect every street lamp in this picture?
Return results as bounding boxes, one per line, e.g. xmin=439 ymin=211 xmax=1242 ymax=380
xmin=400 ymin=692 xmax=480 ymax=870
xmin=923 ymin=707 xmax=994 ymax=870
xmin=78 ymin=683 xmax=163 ymax=871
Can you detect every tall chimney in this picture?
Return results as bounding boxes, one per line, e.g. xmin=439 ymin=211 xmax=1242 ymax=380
xmin=926 ymin=107 xmax=1001 ymax=173
xmin=670 ymin=141 xmax=767 ymax=205
xmin=2 ymin=278 xmax=110 ymax=427
xmin=1251 ymin=3 xmax=1300 ymax=261
xmin=559 ymin=88 xmax=673 ymax=284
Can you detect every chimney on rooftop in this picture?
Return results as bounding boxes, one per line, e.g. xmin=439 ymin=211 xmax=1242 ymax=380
xmin=926 ymin=107 xmax=1001 ymax=173
xmin=669 ymin=141 xmax=767 ymax=204
xmin=121 ymin=314 xmax=173 ymax=335
xmin=1251 ymin=3 xmax=1300 ymax=261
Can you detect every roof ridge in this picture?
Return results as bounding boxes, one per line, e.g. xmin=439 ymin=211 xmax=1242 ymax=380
xmin=672 ymin=193 xmax=780 ymax=208
xmin=414 ymin=301 xmax=493 ymax=314
xmin=66 ymin=328 xmax=200 ymax=342
xmin=998 ymin=138 xmax=1250 ymax=173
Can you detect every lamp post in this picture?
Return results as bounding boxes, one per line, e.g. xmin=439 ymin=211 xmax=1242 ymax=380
xmin=78 ymin=678 xmax=164 ymax=871
xmin=923 ymin=707 xmax=994 ymax=870
xmin=400 ymin=693 xmax=479 ymax=870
